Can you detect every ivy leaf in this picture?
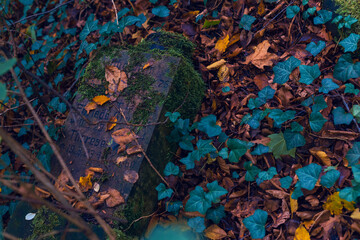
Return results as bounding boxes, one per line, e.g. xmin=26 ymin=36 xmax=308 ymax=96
xmin=218 ymin=147 xmax=228 ymax=159
xmin=0 ymin=152 xmax=11 ymax=169
xmin=185 ymin=186 xmax=212 ymax=214
xmin=239 ymin=14 xmax=256 ymax=31
xmin=345 ymin=83 xmax=359 ymax=95
xmin=152 ymin=6 xmax=170 ymax=17
xmin=333 ymin=54 xmax=360 ymax=81
xmin=251 ymin=144 xmax=269 ymax=155
xmin=179 ymin=135 xmax=194 ymax=151
xmin=344 ymin=15 xmax=358 ymax=29
xmin=292 ymin=183 xmax=304 ymax=199
xmin=196 ymin=139 xmax=216 ymax=156
xmin=187 ymin=217 xmax=206 ymax=233
xmin=303 ymin=7 xmax=316 ymax=20
xmin=268 ymin=109 xmax=296 ymax=125
xmin=268 ymin=132 xmax=296 ymax=159
xmin=286 ymin=6 xmax=300 ymax=19
xmin=280 ymin=176 xmax=293 ymax=189
xmin=196 ymin=115 xmax=222 ymax=137
xmin=79 ymin=14 xmax=99 ymax=41
xmin=312 ymin=95 xmax=328 ymax=112
xmin=0 ymin=58 xmax=17 ymax=76
xmin=206 ymin=206 xmax=226 ymax=224
xmin=295 ymin=163 xmax=321 ymax=190
xmin=180 ymin=153 xmax=195 ymax=170
xmin=256 ymin=167 xmax=277 ymax=185
xmin=346 ymin=142 xmax=360 ymax=166
xmin=227 ymin=139 xmax=253 ymax=163
xmin=332 ymin=15 xmax=343 ymax=24
xmin=351 ymin=105 xmax=360 ymax=123
xmin=165 ymin=112 xmax=181 ymax=122
xmin=302 ymin=0 xmax=309 ymax=5
xmin=320 ymin=169 xmax=340 ymax=188
xmin=166 ymin=201 xmax=182 ymax=215
xmin=273 ymin=56 xmax=301 ymax=84
xmin=339 ymin=33 xmax=360 ymax=53
xmin=0 ymin=83 xmax=6 ymax=101
xmin=241 ymin=109 xmax=269 ymax=129
xmin=243 ymin=209 xmax=268 ymax=239
xmin=258 ymin=86 xmax=275 ymax=100
xmin=313 ymin=10 xmax=332 ymax=25
xmin=247 ymin=97 xmax=266 ymax=110
xmin=155 ymin=183 xmax=173 ymax=200
xmin=244 ymin=161 xmax=261 ymax=181
xmin=332 ymin=107 xmax=353 ymax=125
xmin=290 ymin=122 xmax=304 ymax=132
xmin=299 ymin=64 xmax=321 ymax=84
xmin=205 ymin=180 xmax=228 ymax=203
xmin=339 ymin=186 xmax=360 ymax=202
xmin=283 ymin=129 xmax=306 ymax=150
xmin=309 ymin=112 xmax=327 ymax=132
xmin=352 ymin=165 xmax=360 ymax=183
xmin=319 ymin=78 xmax=339 ymax=93
xmin=164 ymin=162 xmax=180 ymax=176
xmin=305 ymin=41 xmax=326 ymax=56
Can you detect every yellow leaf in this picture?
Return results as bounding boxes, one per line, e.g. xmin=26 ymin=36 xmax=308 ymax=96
xmin=257 ymin=0 xmax=265 ymax=16
xmin=92 ymin=95 xmax=110 ymax=106
xmin=323 ymin=192 xmax=355 ymax=215
xmin=79 ymin=172 xmax=93 ymax=192
xmin=206 ymin=59 xmax=226 ymax=70
xmin=309 ymin=149 xmax=331 ymax=166
xmin=217 ymin=65 xmax=229 ymax=82
xmin=111 ymin=128 xmax=137 ymax=145
xmin=294 ymin=225 xmax=310 ymax=240
xmin=351 ymin=208 xmax=360 ymax=220
xmin=143 ymin=63 xmax=150 ymax=69
xmin=204 ymin=224 xmax=227 ymax=239
xmin=106 ymin=116 xmax=117 ymax=131
xmin=290 ymin=191 xmax=298 ymax=216
xmin=215 ymin=35 xmax=229 ymax=54
xmin=84 ymin=102 xmax=97 ymax=114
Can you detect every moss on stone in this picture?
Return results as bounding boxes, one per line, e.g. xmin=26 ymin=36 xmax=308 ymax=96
xmin=28 ymin=207 xmax=61 ymax=240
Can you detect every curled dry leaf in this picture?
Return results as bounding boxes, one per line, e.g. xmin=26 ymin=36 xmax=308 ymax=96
xmin=124 ymin=170 xmax=139 ymax=183
xmin=55 ymin=170 xmax=69 ymax=191
xmin=309 ymin=148 xmax=331 ymax=166
xmin=206 ymin=59 xmax=226 ymax=70
xmin=204 ymin=224 xmax=227 ymax=240
xmin=106 ymin=116 xmax=117 ymax=131
xmin=84 ymin=102 xmax=97 ymax=114
xmin=106 ymin=188 xmax=125 ymax=207
xmin=92 ymin=95 xmax=110 ymax=106
xmin=35 ymin=186 xmax=51 ymax=198
xmin=242 ymin=40 xmax=278 ymax=69
xmin=126 ymin=145 xmax=143 ymax=155
xmin=111 ymin=128 xmax=137 ymax=145
xmin=88 ymin=167 xmax=104 ymax=173
xmin=217 ymin=65 xmax=229 ymax=82
xmin=116 ymin=156 xmax=127 ymax=164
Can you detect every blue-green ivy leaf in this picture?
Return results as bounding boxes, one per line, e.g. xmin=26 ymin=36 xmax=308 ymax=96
xmin=205 ymin=180 xmax=228 ymax=203
xmin=196 ymin=115 xmax=222 ymax=137
xmin=152 ymin=6 xmax=170 ymax=17
xmin=196 ymin=139 xmax=216 ymax=156
xmin=291 ymin=183 xmax=304 ymax=199
xmin=283 ymin=129 xmax=306 ymax=150
xmin=218 ymin=147 xmax=228 ymax=159
xmin=346 ymin=142 xmax=360 ymax=166
xmin=302 ymin=0 xmax=309 ymax=5
xmin=333 ymin=54 xmax=360 ymax=81
xmin=345 ymin=83 xmax=359 ymax=95
xmin=54 ymin=74 xmax=64 ymax=86
xmin=258 ymin=86 xmax=275 ymax=100
xmin=332 ymin=15 xmax=343 ymax=24
xmin=290 ymin=122 xmax=304 ymax=132
xmin=0 ymin=152 xmax=11 ymax=170
xmin=243 ymin=209 xmax=268 ymax=239
xmin=0 ymin=58 xmax=17 ymax=76
xmin=18 ymin=119 xmax=34 ymax=137
xmin=247 ymin=97 xmax=266 ymax=110
xmin=185 ymin=186 xmax=212 ymax=214
xmin=180 ymin=153 xmax=195 ymax=170
xmin=232 ymin=171 xmax=239 ymax=179
xmin=280 ymin=176 xmax=293 ymax=189
xmin=319 ymin=78 xmax=339 ymax=93
xmin=312 ymin=95 xmax=328 ymax=112
xmin=303 ymin=7 xmax=316 ymax=20
xmin=0 ymin=82 xmax=6 ymax=101
xmin=166 ymin=201 xmax=182 ymax=215
xmin=273 ymin=56 xmax=301 ymax=84
xmin=296 ymin=163 xmax=321 ymax=190
xmin=352 ymin=165 xmax=360 ymax=183
xmin=305 ymin=41 xmax=326 ymax=56
xmin=206 ymin=206 xmax=226 ymax=224
xmin=244 ymin=161 xmax=261 ymax=181
xmin=268 ymin=109 xmax=296 ymax=125
xmin=179 ymin=135 xmax=194 ymax=151
xmin=156 ymin=183 xmax=173 ymax=200
xmin=187 ymin=217 xmax=205 ymax=233
xmin=286 ymin=6 xmax=300 ymax=19
xmin=164 ymin=162 xmax=180 ymax=176
xmin=256 ymin=167 xmax=277 ymax=185
xmin=299 ymin=64 xmax=321 ymax=84
xmin=222 ymin=86 xmax=230 ymax=93
xmin=339 ymin=186 xmax=360 ymax=202
xmin=239 ymin=14 xmax=256 ymax=31
xmin=268 ymin=132 xmax=296 ymax=159
xmin=339 ymin=33 xmax=360 ymax=53
xmin=352 ymin=105 xmax=360 ymax=123
xmin=251 ymin=144 xmax=269 ymax=155
xmin=227 ymin=139 xmax=254 ymax=163
xmin=344 ymin=15 xmax=358 ymax=29
xmin=117 ymin=7 xmax=130 ymax=19
xmin=79 ymin=14 xmax=99 ymax=41
xmin=313 ymin=10 xmax=332 ymax=25
xmin=309 ymin=112 xmax=327 ymax=132
xmin=320 ymin=169 xmax=340 ymax=188
xmin=332 ymin=107 xmax=353 ymax=125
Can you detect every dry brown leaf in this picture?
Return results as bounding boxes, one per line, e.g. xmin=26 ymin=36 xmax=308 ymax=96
xmin=88 ymin=167 xmax=103 ymax=173
xmin=55 ymin=170 xmax=70 ymax=191
xmin=105 ymin=65 xmax=121 ymax=93
xmin=206 ymin=59 xmax=226 ymax=70
xmin=117 ymin=71 xmax=128 ymax=92
xmin=124 ymin=170 xmax=139 ymax=183
xmin=106 ymin=188 xmax=125 ymax=207
xmin=116 ymin=156 xmax=128 ymax=164
xmin=309 ymin=149 xmax=331 ymax=166
xmin=126 ymin=145 xmax=143 ymax=155
xmin=215 ymin=35 xmax=229 ymax=53
xmin=84 ymin=102 xmax=97 ymax=114
xmin=92 ymin=95 xmax=110 ymax=106
xmin=257 ymin=0 xmax=265 ymax=16
xmin=111 ymin=128 xmax=136 ymax=145
xmin=266 ymin=190 xmax=289 ymax=199
xmin=204 ymin=224 xmax=227 ymax=240
xmin=242 ymin=40 xmax=278 ymax=69
xmin=217 ymin=65 xmax=229 ymax=82
xmin=106 ymin=116 xmax=117 ymax=131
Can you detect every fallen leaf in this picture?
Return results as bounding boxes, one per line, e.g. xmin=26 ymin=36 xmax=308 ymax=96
xmin=116 ymin=156 xmax=128 ymax=164
xmin=88 ymin=167 xmax=103 ymax=173
xmin=351 ymin=208 xmax=360 ymax=220
xmin=206 ymin=59 xmax=226 ymax=70
xmin=55 ymin=170 xmax=69 ymax=191
xmin=124 ymin=170 xmax=139 ymax=183
xmin=111 ymin=128 xmax=137 ymax=145
xmin=323 ymin=192 xmax=355 ymax=215
xmin=126 ymin=145 xmax=143 ymax=155
xmin=309 ymin=149 xmax=331 ymax=166
xmin=105 ymin=65 xmax=121 ymax=93
xmin=290 ymin=191 xmax=298 ymax=216
xmin=84 ymin=102 xmax=97 ymax=114
xmin=87 ymin=78 xmax=102 ymax=87
xmin=257 ymin=0 xmax=265 ymax=16
xmin=294 ymin=225 xmax=310 ymax=240
xmin=204 ymin=224 xmax=227 ymax=239
xmin=215 ymin=35 xmax=230 ymax=54
xmin=242 ymin=40 xmax=278 ymax=69
xmin=217 ymin=65 xmax=229 ymax=82
xmin=106 ymin=116 xmax=117 ymax=131
xmin=106 ymin=188 xmax=125 ymax=207
xmin=92 ymin=95 xmax=110 ymax=106
xmin=266 ymin=190 xmax=289 ymax=199
xmin=117 ymin=71 xmax=127 ymax=92
xmin=79 ymin=172 xmax=94 ymax=192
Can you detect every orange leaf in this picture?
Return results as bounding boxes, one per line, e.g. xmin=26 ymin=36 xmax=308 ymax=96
xmin=117 ymin=71 xmax=128 ymax=92
xmin=84 ymin=102 xmax=97 ymax=114
xmin=105 ymin=65 xmax=121 ymax=93
xmin=242 ymin=40 xmax=278 ymax=69
xmin=106 ymin=116 xmax=117 ymax=131
xmin=294 ymin=225 xmax=310 ymax=240
xmin=111 ymin=128 xmax=137 ymax=145
xmin=215 ymin=35 xmax=230 ymax=54
xmin=92 ymin=95 xmax=110 ymax=105
xmin=79 ymin=172 xmax=93 ymax=192
xmin=257 ymin=0 xmax=265 ymax=16
xmin=204 ymin=224 xmax=227 ymax=239
xmin=106 ymin=188 xmax=125 ymax=207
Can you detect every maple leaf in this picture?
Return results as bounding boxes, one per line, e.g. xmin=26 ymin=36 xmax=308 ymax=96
xmin=215 ymin=35 xmax=229 ymax=54
xmin=242 ymin=40 xmax=278 ymax=69
xmin=92 ymin=95 xmax=110 ymax=105
xmin=79 ymin=172 xmax=94 ymax=192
